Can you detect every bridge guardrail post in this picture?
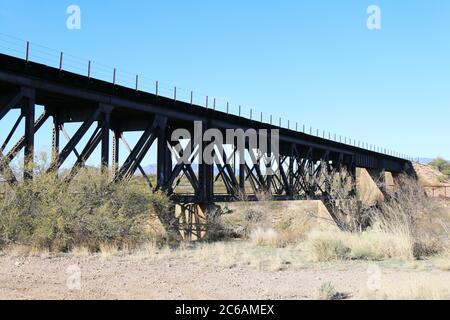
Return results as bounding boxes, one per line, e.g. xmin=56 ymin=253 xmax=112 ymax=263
xmin=59 ymin=52 xmax=63 ymax=72
xmin=26 ymin=41 xmax=29 ymax=64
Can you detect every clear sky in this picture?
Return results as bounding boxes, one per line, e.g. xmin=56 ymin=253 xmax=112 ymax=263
xmin=0 ymin=0 xmax=449 ymax=164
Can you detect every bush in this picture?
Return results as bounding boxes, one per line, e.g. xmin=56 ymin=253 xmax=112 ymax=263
xmin=318 ymin=282 xmax=346 ymax=300
xmin=430 ymin=158 xmax=450 ymax=181
xmin=430 ymin=157 xmax=450 ymax=173
xmin=250 ymin=228 xmax=280 ymax=247
xmin=306 ymin=230 xmax=351 ymax=262
xmin=379 ymin=176 xmax=448 ymax=258
xmin=0 ymin=169 xmax=171 ymax=252
xmin=306 ymin=176 xmax=449 ymax=262
xmin=306 ymin=228 xmax=414 ymax=262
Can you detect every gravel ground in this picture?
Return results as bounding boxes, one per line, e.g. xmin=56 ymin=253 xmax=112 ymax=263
xmin=1 ymin=242 xmax=449 ymax=300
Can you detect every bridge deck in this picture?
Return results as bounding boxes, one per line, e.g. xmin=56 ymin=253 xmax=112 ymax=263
xmin=0 ymin=53 xmax=413 ymax=203
xmin=0 ymin=54 xmax=409 ymax=173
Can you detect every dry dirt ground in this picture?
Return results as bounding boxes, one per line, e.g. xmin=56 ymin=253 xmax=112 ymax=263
xmin=1 ymin=242 xmax=449 ymax=300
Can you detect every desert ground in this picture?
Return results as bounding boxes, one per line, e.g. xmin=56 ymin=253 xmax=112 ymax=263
xmin=1 ymin=240 xmax=449 ymax=300
xmin=0 ymin=164 xmax=449 ymax=300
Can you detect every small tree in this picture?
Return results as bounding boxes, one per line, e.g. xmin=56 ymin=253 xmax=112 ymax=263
xmin=430 ymin=157 xmax=450 ymax=182
xmin=430 ymin=157 xmax=450 ymax=173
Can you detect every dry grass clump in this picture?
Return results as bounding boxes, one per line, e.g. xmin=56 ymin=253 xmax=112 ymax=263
xmin=433 ymin=248 xmax=450 ymax=271
xmin=70 ymin=246 xmax=90 ymax=257
xmin=216 ymin=201 xmax=319 ymax=247
xmin=306 ymin=230 xmax=351 ymax=262
xmin=306 ymin=228 xmax=413 ymax=262
xmin=307 ymin=175 xmax=449 ymax=262
xmin=379 ymin=176 xmax=449 ymax=258
xmin=4 ymin=244 xmax=51 ymax=258
xmin=4 ymin=244 xmax=34 ymax=257
xmin=317 ymin=282 xmax=347 ymax=300
xmin=372 ymin=279 xmax=450 ymax=300
xmin=250 ymin=228 xmax=280 ymax=247
xmin=0 ymin=166 xmax=172 ymax=253
xmin=217 ymin=206 xmax=264 ymax=239
xmin=99 ymin=243 xmax=120 ymax=258
xmin=275 ymin=214 xmax=314 ymax=246
xmin=171 ymin=240 xmax=299 ymax=272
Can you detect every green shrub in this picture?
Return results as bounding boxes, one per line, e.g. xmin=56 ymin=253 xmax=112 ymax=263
xmin=307 ymin=230 xmax=351 ymax=262
xmin=430 ymin=158 xmax=450 ymax=181
xmin=0 ymin=169 xmax=171 ymax=252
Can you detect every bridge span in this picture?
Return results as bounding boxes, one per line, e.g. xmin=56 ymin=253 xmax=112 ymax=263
xmin=0 ymin=52 xmax=414 ymax=204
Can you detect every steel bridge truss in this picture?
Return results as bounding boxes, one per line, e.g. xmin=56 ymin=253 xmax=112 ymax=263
xmin=0 ymin=85 xmax=361 ymax=205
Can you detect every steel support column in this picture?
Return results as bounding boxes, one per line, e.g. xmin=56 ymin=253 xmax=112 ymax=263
xmin=52 ymin=114 xmax=60 ymax=162
xmin=157 ymin=117 xmax=172 ymax=189
xmin=199 ymin=122 xmax=214 ymax=203
xmin=100 ymin=108 xmax=111 ymax=171
xmin=22 ymin=88 xmax=35 ymax=180
xmin=112 ymin=130 xmax=120 ymax=178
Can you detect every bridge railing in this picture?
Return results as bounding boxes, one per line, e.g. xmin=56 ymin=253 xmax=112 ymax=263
xmin=0 ymin=32 xmax=414 ymax=161
xmin=424 ymin=185 xmax=450 ymax=199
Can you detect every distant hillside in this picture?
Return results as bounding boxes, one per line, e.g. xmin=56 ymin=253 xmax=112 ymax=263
xmin=414 ymin=162 xmax=449 ymax=186
xmin=415 ymin=158 xmax=433 ymax=165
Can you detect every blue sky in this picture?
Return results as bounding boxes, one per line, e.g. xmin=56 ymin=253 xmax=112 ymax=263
xmin=0 ymin=0 xmax=449 ymax=164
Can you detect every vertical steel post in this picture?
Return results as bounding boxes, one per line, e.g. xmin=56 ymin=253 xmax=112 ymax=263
xmin=52 ymin=114 xmax=60 ymax=163
xmin=239 ymin=155 xmax=246 ymax=197
xmin=26 ymin=41 xmax=30 ymax=63
xmin=59 ymin=52 xmax=63 ymax=71
xmin=101 ymin=111 xmax=111 ymax=172
xmin=157 ymin=118 xmax=172 ymax=189
xmin=112 ymin=130 xmax=120 ymax=178
xmin=23 ymin=89 xmax=35 ymax=180
xmin=199 ymin=121 xmax=213 ymax=203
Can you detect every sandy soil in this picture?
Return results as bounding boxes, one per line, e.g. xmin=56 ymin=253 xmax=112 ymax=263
xmin=1 ymin=243 xmax=449 ymax=300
